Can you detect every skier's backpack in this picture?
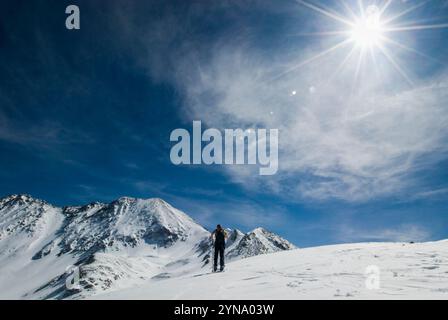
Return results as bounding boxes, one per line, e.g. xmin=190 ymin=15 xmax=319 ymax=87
xmin=215 ymin=229 xmax=225 ymax=245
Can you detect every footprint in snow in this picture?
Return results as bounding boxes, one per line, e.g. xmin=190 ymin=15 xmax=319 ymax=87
xmin=422 ymin=266 xmax=439 ymax=270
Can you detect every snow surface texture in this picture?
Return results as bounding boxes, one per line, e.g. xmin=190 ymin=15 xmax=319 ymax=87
xmin=95 ymin=241 xmax=448 ymax=300
xmin=0 ymin=195 xmax=295 ymax=299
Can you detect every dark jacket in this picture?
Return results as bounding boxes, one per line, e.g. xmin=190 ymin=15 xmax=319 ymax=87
xmin=212 ymin=228 xmax=227 ymax=248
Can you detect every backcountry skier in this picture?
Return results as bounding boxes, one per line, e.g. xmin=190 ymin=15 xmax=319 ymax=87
xmin=210 ymin=224 xmax=228 ymax=272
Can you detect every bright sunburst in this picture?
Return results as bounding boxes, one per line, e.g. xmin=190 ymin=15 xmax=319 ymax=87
xmin=350 ymin=5 xmax=384 ymax=48
xmin=279 ymin=0 xmax=448 ymax=85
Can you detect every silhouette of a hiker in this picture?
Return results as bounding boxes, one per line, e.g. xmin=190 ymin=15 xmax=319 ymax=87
xmin=210 ymin=224 xmax=228 ymax=272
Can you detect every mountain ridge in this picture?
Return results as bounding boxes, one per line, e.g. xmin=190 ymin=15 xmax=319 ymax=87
xmin=0 ymin=194 xmax=295 ymax=299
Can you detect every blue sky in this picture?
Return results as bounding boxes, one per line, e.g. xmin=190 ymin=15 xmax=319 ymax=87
xmin=1 ymin=0 xmax=448 ymax=247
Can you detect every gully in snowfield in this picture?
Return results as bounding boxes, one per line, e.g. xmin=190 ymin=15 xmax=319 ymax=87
xmin=210 ymin=224 xmax=228 ymax=272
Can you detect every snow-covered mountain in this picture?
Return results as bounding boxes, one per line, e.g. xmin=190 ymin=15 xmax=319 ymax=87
xmin=52 ymin=196 xmax=207 ymax=256
xmin=0 ymin=194 xmax=294 ymax=299
xmin=226 ymin=227 xmax=295 ymax=259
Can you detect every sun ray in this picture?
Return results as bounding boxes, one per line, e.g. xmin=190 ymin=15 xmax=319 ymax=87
xmin=296 ymin=0 xmax=355 ymax=27
xmin=353 ymin=47 xmax=366 ymax=86
xmin=382 ymin=0 xmax=430 ymax=24
xmin=369 ymin=45 xmax=381 ymax=81
xmin=385 ymin=23 xmax=448 ymax=32
xmin=389 ymin=16 xmax=448 ymax=27
xmin=268 ymin=38 xmax=353 ymax=82
xmin=377 ymin=44 xmax=413 ymax=85
xmin=357 ymin=0 xmax=365 ymax=18
xmin=339 ymin=0 xmax=358 ymax=20
xmin=385 ymin=19 xmax=448 ymax=34
xmin=380 ymin=36 xmax=444 ymax=65
xmin=326 ymin=45 xmax=358 ymax=84
xmin=315 ymin=0 xmax=353 ymax=23
xmin=287 ymin=30 xmax=350 ymax=37
xmin=379 ymin=0 xmax=392 ymax=17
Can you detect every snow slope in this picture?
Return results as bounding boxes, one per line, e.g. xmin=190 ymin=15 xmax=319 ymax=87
xmin=0 ymin=195 xmax=73 ymax=299
xmin=94 ymin=240 xmax=448 ymax=300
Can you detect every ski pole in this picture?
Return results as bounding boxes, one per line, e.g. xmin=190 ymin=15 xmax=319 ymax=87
xmin=211 ymin=238 xmax=214 ymax=272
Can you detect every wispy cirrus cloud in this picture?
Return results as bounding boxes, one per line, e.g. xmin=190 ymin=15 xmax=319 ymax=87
xmin=337 ymin=223 xmax=431 ymax=243
xmin=0 ymin=108 xmax=95 ymax=149
xmin=408 ymin=187 xmax=448 ymax=201
xmin=113 ymin=1 xmax=448 ymax=203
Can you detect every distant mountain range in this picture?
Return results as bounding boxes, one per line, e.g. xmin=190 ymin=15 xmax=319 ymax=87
xmin=0 ymin=194 xmax=295 ymax=299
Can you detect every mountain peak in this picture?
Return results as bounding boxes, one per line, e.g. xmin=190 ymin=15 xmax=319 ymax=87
xmin=0 ymin=194 xmax=60 ymax=248
xmin=251 ymin=227 xmax=268 ymax=234
xmin=0 ymin=194 xmax=46 ymax=205
xmin=111 ymin=196 xmax=171 ymax=208
xmin=55 ymin=195 xmax=209 ymax=257
xmin=226 ymin=227 xmax=296 ymax=259
xmin=0 ymin=194 xmax=35 ymax=202
xmin=3 ymin=194 xmax=32 ymax=200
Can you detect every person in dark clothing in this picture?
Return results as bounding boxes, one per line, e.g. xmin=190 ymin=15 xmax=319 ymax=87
xmin=211 ymin=224 xmax=228 ymax=272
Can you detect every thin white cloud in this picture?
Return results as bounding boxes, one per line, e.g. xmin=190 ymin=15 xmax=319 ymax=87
xmin=338 ymin=224 xmax=431 ymax=242
xmin=410 ymin=187 xmax=448 ymax=200
xmin=0 ymin=110 xmax=95 ymax=149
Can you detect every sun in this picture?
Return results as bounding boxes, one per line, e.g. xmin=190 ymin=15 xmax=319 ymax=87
xmin=273 ymin=1 xmax=448 ymax=86
xmin=350 ymin=5 xmax=384 ymax=48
